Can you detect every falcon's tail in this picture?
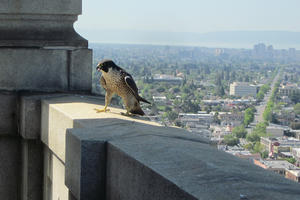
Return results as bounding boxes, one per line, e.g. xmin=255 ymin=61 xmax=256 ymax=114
xmin=139 ymin=96 xmax=151 ymax=104
xmin=130 ymin=108 xmax=145 ymax=116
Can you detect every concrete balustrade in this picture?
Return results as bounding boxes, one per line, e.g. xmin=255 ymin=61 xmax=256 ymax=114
xmin=39 ymin=95 xmax=300 ymax=200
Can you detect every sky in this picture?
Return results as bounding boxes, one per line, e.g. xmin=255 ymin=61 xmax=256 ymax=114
xmin=74 ymin=0 xmax=300 ymax=48
xmin=75 ymin=0 xmax=300 ymax=33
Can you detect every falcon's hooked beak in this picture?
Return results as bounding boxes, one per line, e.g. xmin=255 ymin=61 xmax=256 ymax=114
xmin=96 ymin=63 xmax=103 ymax=72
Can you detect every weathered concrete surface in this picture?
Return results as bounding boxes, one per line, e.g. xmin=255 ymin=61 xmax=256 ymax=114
xmin=43 ymin=147 xmax=69 ymax=200
xmin=107 ymin=134 xmax=300 ymax=200
xmin=0 ymin=92 xmax=17 ymax=136
xmin=69 ymin=49 xmax=92 ymax=91
xmin=41 ymin=95 xmax=193 ymax=199
xmin=0 ymin=0 xmax=81 ymax=14
xmin=21 ymin=140 xmax=43 ymax=200
xmin=43 ymin=147 xmax=52 ymax=200
xmin=0 ymin=49 xmax=92 ymax=92
xmin=42 ymin=95 xmax=300 ymax=200
xmin=41 ymin=95 xmax=158 ymax=162
xmin=20 ymin=95 xmax=42 ymax=139
xmin=66 ymin=121 xmax=300 ymax=200
xmin=20 ymin=93 xmax=71 ymax=139
xmin=0 ymin=0 xmax=87 ymax=47
xmin=0 ymin=49 xmax=68 ymax=91
xmin=0 ymin=137 xmax=21 ymax=200
xmin=66 ymin=121 xmax=207 ymax=200
xmin=66 ymin=130 xmax=106 ymax=200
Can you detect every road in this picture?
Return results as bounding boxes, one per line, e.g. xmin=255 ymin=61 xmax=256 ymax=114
xmin=254 ymin=72 xmax=280 ymax=123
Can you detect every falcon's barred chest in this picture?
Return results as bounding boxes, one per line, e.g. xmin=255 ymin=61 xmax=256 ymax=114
xmin=101 ymin=68 xmax=134 ymax=105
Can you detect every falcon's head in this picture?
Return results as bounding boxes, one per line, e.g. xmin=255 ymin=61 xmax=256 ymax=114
xmin=96 ymin=59 xmax=117 ymax=73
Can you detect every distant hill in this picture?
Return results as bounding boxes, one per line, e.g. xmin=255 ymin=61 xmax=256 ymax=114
xmin=75 ymin=29 xmax=300 ymax=49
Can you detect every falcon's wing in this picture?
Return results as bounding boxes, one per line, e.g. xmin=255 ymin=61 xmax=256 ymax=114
xmin=124 ymin=74 xmax=151 ymax=104
xmin=100 ymin=76 xmax=107 ymax=90
xmin=124 ymin=75 xmax=139 ymax=97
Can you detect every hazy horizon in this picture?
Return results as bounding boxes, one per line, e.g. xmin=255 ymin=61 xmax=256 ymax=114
xmin=76 ymin=29 xmax=300 ymax=50
xmin=75 ymin=0 xmax=300 ymax=49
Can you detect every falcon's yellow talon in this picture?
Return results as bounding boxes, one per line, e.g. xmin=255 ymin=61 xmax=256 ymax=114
xmin=94 ymin=108 xmax=110 ymax=113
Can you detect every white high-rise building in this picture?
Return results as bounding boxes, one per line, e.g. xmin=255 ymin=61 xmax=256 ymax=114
xmin=230 ymin=82 xmax=257 ymax=97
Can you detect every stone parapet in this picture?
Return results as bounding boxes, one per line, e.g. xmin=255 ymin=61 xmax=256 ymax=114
xmin=40 ymin=95 xmax=300 ymax=200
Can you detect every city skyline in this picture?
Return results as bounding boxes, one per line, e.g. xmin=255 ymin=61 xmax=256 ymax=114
xmin=75 ymin=0 xmax=300 ymax=49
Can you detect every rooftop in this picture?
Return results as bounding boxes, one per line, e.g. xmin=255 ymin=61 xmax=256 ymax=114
xmin=259 ymin=160 xmax=299 ymax=170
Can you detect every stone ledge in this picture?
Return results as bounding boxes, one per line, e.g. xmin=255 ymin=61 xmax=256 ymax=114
xmin=41 ymin=95 xmax=300 ymax=200
xmin=66 ymin=124 xmax=300 ymax=200
xmin=20 ymin=93 xmax=73 ymax=139
xmin=66 ymin=121 xmax=208 ymax=200
xmin=41 ymin=95 xmax=161 ymax=162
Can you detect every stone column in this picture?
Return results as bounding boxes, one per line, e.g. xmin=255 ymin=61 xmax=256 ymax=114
xmin=0 ymin=0 xmax=92 ymax=199
xmin=0 ymin=0 xmax=87 ymax=47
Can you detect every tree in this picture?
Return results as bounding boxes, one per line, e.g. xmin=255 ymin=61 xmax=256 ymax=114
xmin=246 ymin=132 xmax=261 ymax=143
xmin=232 ymin=125 xmax=247 ymax=138
xmin=181 ymin=100 xmax=200 ymax=113
xmin=174 ymin=119 xmax=183 ymax=127
xmin=256 ymin=84 xmax=270 ymax=102
xmin=256 ymin=91 xmax=264 ymax=102
xmin=261 ymin=151 xmax=269 ymax=159
xmin=263 ymin=106 xmax=273 ymax=122
xmin=165 ymin=111 xmax=178 ymax=122
xmin=216 ymin=85 xmax=225 ymax=96
xmin=246 ymin=122 xmax=267 ymax=142
xmin=223 ymin=134 xmax=239 ymax=146
xmin=253 ymin=122 xmax=267 ymax=135
xmin=244 ymin=107 xmax=255 ymax=126
xmin=285 ymin=157 xmax=296 ymax=164
xmin=294 ymin=103 xmax=300 ymax=115
xmin=253 ymin=142 xmax=264 ymax=153
xmin=263 ymin=101 xmax=274 ymax=122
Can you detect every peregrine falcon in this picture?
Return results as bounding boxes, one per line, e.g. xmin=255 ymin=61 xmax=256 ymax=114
xmin=95 ymin=59 xmax=150 ymax=116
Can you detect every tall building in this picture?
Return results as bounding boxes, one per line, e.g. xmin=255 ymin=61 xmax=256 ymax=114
xmin=254 ymin=43 xmax=266 ymax=55
xmin=279 ymin=83 xmax=300 ymax=96
xmin=229 ymin=82 xmax=257 ymax=97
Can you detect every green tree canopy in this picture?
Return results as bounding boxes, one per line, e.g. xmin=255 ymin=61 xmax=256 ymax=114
xmin=244 ymin=107 xmax=255 ymax=126
xmin=294 ymin=103 xmax=300 ymax=115
xmin=246 ymin=122 xmax=267 ymax=142
xmin=232 ymin=125 xmax=247 ymax=138
xmin=223 ymin=134 xmax=239 ymax=146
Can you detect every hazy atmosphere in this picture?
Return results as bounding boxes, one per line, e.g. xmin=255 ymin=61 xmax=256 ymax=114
xmin=75 ymin=0 xmax=300 ymax=49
